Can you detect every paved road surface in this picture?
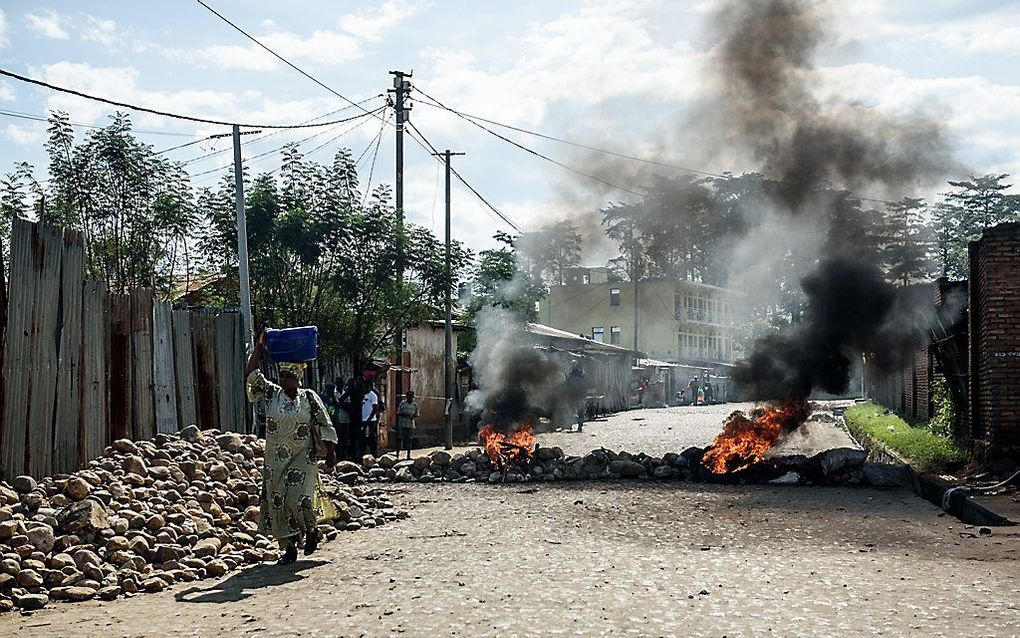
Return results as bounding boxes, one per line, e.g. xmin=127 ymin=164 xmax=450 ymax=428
xmin=5 ymin=482 xmax=1016 ymax=637
xmin=422 ymin=402 xmax=860 ymax=459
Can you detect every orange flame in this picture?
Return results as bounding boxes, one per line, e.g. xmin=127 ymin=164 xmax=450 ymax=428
xmin=702 ymin=399 xmax=809 ymax=474
xmin=478 ymin=421 xmax=537 ymax=469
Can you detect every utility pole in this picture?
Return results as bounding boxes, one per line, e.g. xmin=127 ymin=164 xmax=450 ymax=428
xmin=232 ymin=125 xmax=254 ymax=355
xmin=389 ymin=70 xmax=412 ymax=407
xmin=434 ymin=149 xmax=464 ymax=450
xmin=630 ymin=224 xmax=639 ymax=352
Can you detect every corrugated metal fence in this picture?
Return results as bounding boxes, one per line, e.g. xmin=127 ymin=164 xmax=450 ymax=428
xmin=1 ymin=218 xmax=248 ymax=478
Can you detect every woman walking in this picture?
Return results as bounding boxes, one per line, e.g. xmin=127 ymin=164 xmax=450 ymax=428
xmin=246 ymin=330 xmax=336 ymax=564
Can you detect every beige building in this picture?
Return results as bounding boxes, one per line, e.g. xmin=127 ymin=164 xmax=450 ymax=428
xmin=537 ymin=267 xmax=746 ymax=365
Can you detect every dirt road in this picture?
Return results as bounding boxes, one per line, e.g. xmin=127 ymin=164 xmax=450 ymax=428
xmin=4 ymin=482 xmax=1017 ymax=637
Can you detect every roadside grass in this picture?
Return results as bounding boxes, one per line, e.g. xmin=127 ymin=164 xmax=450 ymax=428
xmin=844 ymin=402 xmax=971 ymax=471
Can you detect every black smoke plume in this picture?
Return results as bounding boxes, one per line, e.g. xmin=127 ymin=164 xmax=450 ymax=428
xmin=734 ymin=257 xmax=930 ymax=399
xmin=709 ymin=0 xmax=956 ymax=399
xmin=467 ymin=308 xmax=578 ymax=429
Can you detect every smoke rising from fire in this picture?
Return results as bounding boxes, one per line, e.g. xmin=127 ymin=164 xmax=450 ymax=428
xmin=707 ymin=0 xmax=957 ymax=399
xmin=466 ymin=307 xmax=567 ymax=429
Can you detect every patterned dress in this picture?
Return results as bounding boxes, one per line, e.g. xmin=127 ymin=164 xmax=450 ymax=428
xmin=246 ymin=370 xmax=330 ymax=547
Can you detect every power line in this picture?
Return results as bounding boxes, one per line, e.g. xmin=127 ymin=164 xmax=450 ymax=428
xmin=0 ymin=67 xmax=376 ymax=130
xmin=412 ymin=87 xmax=643 ymax=197
xmin=414 ymin=85 xmax=905 ymax=207
xmin=269 ymin=109 xmax=384 ymax=174
xmin=406 ymin=121 xmax=522 ymax=233
xmin=413 ymin=87 xmax=727 ymax=180
xmin=0 ymin=107 xmax=194 ymax=137
xmin=156 ymin=95 xmax=383 ymax=156
xmin=191 ymin=106 xmax=386 ymax=185
xmin=360 ymin=111 xmax=392 ymax=204
xmin=179 ymin=107 xmax=379 ymax=166
xmin=195 ymin=0 xmax=387 ymax=125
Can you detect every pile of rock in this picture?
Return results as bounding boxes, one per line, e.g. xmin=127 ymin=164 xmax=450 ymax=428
xmin=0 ymin=426 xmax=403 ymax=613
xmin=336 ymin=445 xmax=912 ymax=489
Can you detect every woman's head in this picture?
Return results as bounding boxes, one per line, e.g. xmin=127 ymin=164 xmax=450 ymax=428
xmin=405 ymin=390 xmax=415 ymax=401
xmin=278 ymin=362 xmax=306 ymax=392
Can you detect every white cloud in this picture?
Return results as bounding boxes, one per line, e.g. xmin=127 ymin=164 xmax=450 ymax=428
xmin=0 ymin=8 xmax=9 ymax=48
xmin=81 ymin=14 xmax=117 ymax=47
xmin=4 ymin=123 xmax=46 ymax=146
xmin=0 ymin=80 xmax=13 ymax=102
xmin=338 ymin=0 xmax=429 ymax=42
xmin=25 ymin=8 xmax=69 ymax=40
xmin=163 ymin=26 xmax=362 ymax=71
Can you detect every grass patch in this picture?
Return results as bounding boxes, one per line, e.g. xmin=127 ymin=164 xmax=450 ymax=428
xmin=845 ymin=402 xmax=971 ymax=471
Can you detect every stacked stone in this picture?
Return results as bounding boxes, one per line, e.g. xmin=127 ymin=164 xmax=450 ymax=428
xmin=0 ymin=426 xmax=403 ymax=613
xmin=344 ymin=446 xmax=911 ymax=489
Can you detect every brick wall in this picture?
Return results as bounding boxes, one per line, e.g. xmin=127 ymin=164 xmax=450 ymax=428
xmin=969 ymin=222 xmax=1020 ymax=456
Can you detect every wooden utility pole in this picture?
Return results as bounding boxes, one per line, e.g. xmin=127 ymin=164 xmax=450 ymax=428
xmin=630 ymin=224 xmax=639 ymax=352
xmin=434 ymin=149 xmax=464 ymax=450
xmin=389 ymin=70 xmax=412 ymax=404
xmin=232 ymin=125 xmax=254 ymax=356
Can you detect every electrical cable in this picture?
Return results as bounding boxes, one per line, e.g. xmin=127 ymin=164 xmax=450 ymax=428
xmin=413 ymin=87 xmax=725 ymax=180
xmin=361 ymin=111 xmax=392 ymax=205
xmin=406 ymin=121 xmax=522 ymax=232
xmin=157 ymin=95 xmax=384 ymax=156
xmin=414 ymin=85 xmax=904 ymax=207
xmin=178 ymin=104 xmax=383 ymax=166
xmin=412 ymin=88 xmax=643 ymax=196
xmin=186 ymin=106 xmax=386 ymax=183
xmin=0 ymin=107 xmax=194 ymax=137
xmin=268 ymin=109 xmax=383 ymax=174
xmin=195 ymin=0 xmax=388 ymax=125
xmin=0 ymin=67 xmax=381 ymax=130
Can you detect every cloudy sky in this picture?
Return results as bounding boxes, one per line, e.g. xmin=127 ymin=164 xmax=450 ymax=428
xmin=1 ymin=0 xmax=1018 ymax=260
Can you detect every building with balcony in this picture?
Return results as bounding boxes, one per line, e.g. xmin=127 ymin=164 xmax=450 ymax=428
xmin=537 ymin=267 xmax=747 ymax=366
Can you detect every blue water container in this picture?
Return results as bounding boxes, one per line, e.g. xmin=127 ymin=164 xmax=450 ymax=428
xmin=265 ymin=326 xmax=318 ymax=362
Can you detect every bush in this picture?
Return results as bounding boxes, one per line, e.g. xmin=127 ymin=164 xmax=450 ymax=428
xmin=845 ymin=402 xmax=970 ymax=471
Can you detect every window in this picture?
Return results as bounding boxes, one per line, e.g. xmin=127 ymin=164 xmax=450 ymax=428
xmin=610 ymin=326 xmax=621 ymax=345
xmin=582 ymin=273 xmax=591 ymax=285
xmin=610 ymin=288 xmax=621 ymax=306
xmin=592 ymin=327 xmax=605 ymax=343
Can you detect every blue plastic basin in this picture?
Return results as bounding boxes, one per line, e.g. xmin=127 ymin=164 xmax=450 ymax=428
xmin=265 ymin=326 xmax=318 ymax=362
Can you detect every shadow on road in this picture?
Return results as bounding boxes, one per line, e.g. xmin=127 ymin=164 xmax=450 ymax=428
xmin=174 ymin=559 xmax=329 ymax=604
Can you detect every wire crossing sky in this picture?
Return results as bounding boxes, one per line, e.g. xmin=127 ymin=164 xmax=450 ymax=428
xmin=1 ymin=1 xmax=1018 ymax=254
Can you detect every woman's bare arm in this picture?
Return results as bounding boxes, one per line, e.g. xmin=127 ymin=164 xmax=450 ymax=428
xmin=246 ymin=329 xmax=267 ymax=376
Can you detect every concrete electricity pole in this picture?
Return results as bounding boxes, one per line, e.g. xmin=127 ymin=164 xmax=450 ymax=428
xmin=434 ymin=149 xmax=464 ymax=450
xmin=232 ymin=125 xmax=254 ymax=355
xmin=389 ymin=70 xmax=412 ymax=404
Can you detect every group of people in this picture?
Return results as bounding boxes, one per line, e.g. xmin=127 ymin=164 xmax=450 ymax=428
xmin=319 ymin=377 xmax=420 ymax=462
xmin=244 ymin=329 xmax=420 ymax=564
xmin=679 ymin=376 xmax=719 ymax=406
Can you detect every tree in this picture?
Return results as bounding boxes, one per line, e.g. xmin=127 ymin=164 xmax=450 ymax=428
xmin=945 ymin=174 xmax=1019 ymax=237
xmin=930 ymin=202 xmax=967 ymax=280
xmin=516 ymin=220 xmax=582 ymax=285
xmin=42 ymin=111 xmax=196 ymax=296
xmin=881 ymin=197 xmax=931 ymax=285
xmin=201 ymin=144 xmax=469 ymax=366
xmin=0 ymin=162 xmax=41 ymax=263
xmin=467 ymin=231 xmax=546 ymax=322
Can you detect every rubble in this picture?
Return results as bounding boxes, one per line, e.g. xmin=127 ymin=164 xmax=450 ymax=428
xmin=0 ymin=429 xmax=403 ymax=613
xmin=346 ymin=445 xmax=909 ymax=489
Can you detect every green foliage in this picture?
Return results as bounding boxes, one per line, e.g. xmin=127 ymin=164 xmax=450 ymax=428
xmin=845 ymin=402 xmax=970 ymax=471
xmin=516 ymin=220 xmax=582 ymax=285
xmin=881 ymin=197 xmax=932 ymax=286
xmin=200 ymin=145 xmax=470 ymax=365
xmin=928 ymin=375 xmax=955 ymax=438
xmin=934 ymin=174 xmax=1020 ymax=278
xmin=466 ymin=231 xmax=546 ymax=323
xmin=43 ymin=112 xmax=196 ymax=296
